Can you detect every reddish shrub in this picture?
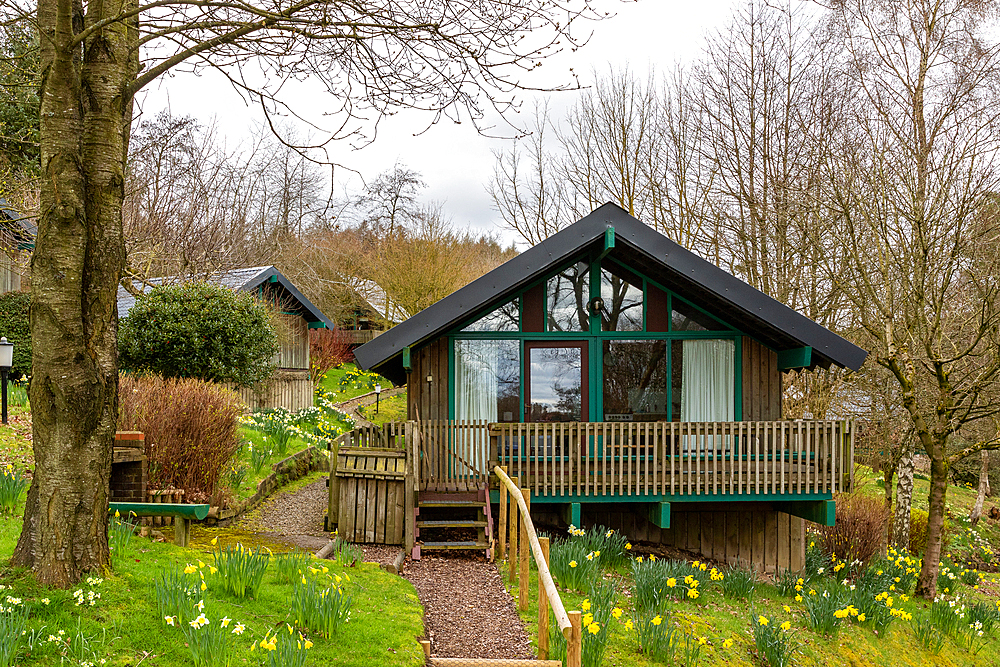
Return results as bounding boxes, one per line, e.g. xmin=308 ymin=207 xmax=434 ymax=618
xmin=119 ymin=373 xmax=242 ymax=497
xmin=817 ymin=492 xmax=891 ymax=566
xmin=309 ymin=327 xmax=353 ymax=386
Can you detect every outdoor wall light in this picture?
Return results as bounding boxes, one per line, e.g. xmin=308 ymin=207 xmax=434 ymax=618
xmin=588 ymin=296 xmax=605 ymax=316
xmin=0 ymin=337 xmax=12 ymax=425
xmin=426 ymin=374 xmax=433 ymax=383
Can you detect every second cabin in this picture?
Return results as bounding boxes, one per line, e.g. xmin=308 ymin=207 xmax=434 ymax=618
xmin=350 ymin=203 xmax=867 ymax=572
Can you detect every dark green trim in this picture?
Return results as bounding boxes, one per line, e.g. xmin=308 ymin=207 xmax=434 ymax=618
xmin=562 ymin=502 xmax=582 ymax=527
xmin=778 ymin=346 xmax=813 ymax=370
xmin=773 ymin=500 xmax=836 ymax=526
xmin=402 ymin=346 xmax=412 ymax=370
xmin=489 ymin=491 xmax=833 ymax=504
xmin=648 ymin=501 xmax=671 ymax=528
xmin=307 ymin=322 xmax=327 ymax=329
xmin=598 ymin=226 xmax=615 ymax=259
xmin=16 ymin=243 xmax=33 ymax=251
xmin=268 ymin=275 xmax=279 ymax=283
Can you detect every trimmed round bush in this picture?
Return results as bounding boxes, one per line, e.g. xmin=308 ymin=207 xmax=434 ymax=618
xmin=0 ymin=291 xmax=31 ymax=377
xmin=119 ymin=282 xmax=278 ymax=387
xmin=909 ymin=507 xmax=950 ymax=556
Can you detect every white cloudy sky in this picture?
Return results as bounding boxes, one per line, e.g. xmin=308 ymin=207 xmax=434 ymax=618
xmin=135 ymin=0 xmax=741 ymax=241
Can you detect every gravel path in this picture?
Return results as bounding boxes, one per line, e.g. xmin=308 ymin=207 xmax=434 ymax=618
xmin=404 ymin=554 xmax=533 ymax=660
xmin=237 ymin=477 xmax=330 ymax=551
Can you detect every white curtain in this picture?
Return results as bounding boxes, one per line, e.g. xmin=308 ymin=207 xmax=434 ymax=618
xmin=681 ymin=339 xmax=735 ymax=450
xmin=454 ymin=340 xmax=500 ymax=422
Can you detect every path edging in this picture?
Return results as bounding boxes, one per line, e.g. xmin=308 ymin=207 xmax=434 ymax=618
xmin=210 ymin=445 xmax=329 ymax=522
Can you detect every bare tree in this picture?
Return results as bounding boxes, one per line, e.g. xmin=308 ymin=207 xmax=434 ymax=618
xmin=823 ymin=0 xmax=1000 ymax=598
xmin=15 ymin=0 xmax=603 ymax=586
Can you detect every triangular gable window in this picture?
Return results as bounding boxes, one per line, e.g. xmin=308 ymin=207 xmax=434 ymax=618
xmin=461 ymin=298 xmax=519 ymax=332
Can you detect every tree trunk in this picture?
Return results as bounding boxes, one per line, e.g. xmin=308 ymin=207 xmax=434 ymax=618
xmin=915 ymin=455 xmax=949 ymax=598
xmin=970 ymin=450 xmax=989 ymax=528
xmin=893 ymin=444 xmax=914 ymax=548
xmin=11 ymin=0 xmax=134 ymax=587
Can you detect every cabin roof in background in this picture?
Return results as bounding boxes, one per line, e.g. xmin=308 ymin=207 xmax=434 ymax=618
xmin=116 ymin=265 xmax=333 ymax=328
xmin=354 ymin=203 xmax=868 ymax=384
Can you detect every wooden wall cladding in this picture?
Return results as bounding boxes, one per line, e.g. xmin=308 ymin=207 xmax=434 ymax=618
xmin=742 ymin=337 xmax=781 ymax=421
xmin=228 ymin=370 xmax=312 ymax=412
xmin=585 ymin=504 xmax=804 ymax=573
xmin=407 ymin=337 xmax=449 ymax=421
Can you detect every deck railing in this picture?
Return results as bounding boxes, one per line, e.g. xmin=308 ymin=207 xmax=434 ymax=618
xmin=491 ymin=420 xmax=854 ymax=498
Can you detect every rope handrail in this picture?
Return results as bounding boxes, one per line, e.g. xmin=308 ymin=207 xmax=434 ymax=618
xmin=494 ymin=465 xmax=572 ymax=638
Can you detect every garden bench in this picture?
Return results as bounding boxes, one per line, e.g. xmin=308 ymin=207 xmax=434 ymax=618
xmin=109 ymin=502 xmax=210 ymax=548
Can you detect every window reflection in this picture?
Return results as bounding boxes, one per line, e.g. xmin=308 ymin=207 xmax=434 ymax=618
xmin=672 ymin=298 xmax=727 ymax=331
xmin=547 ymin=262 xmax=589 ymax=332
xmin=461 ymin=298 xmax=519 ymax=332
xmin=528 ymin=346 xmax=583 ymax=421
xmin=603 ymin=340 xmax=667 ymax=421
xmin=601 ymin=263 xmax=643 ymax=331
xmin=454 ymin=339 xmax=520 ymax=422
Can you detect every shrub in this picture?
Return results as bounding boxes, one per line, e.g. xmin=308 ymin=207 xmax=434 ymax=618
xmin=119 ymin=282 xmax=278 ymax=387
xmin=0 ymin=291 xmax=30 ymax=378
xmin=909 ymin=507 xmax=951 ymax=555
xmin=310 ymin=329 xmax=353 ymax=386
xmin=119 ymin=374 xmax=242 ymax=496
xmin=816 ymin=493 xmax=890 ymax=567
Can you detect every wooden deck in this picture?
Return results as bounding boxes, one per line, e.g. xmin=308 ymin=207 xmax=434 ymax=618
xmin=329 ymin=419 xmax=854 ymax=498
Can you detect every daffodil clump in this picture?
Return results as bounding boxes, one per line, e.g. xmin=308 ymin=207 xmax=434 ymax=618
xmin=291 ymin=564 xmax=353 ymax=638
xmin=212 ymin=542 xmax=270 ymax=599
xmin=0 ymin=463 xmax=28 ymax=514
xmin=108 ymin=509 xmax=137 ymax=567
xmin=549 ymin=530 xmax=600 ymax=591
xmin=166 ymin=600 xmax=247 ymax=667
xmin=751 ymin=613 xmax=796 ymax=667
xmin=548 ymin=581 xmax=616 ymax=667
xmin=631 ymin=557 xmax=704 ymax=610
xmin=715 ymin=564 xmax=757 ymax=601
xmin=0 ymin=590 xmax=28 ymax=667
xmin=253 ymin=624 xmax=313 ymax=667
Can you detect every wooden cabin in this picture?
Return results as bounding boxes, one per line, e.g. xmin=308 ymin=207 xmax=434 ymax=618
xmin=351 ymin=204 xmax=867 ymax=572
xmin=117 ymin=266 xmax=333 ymax=411
xmin=0 ymin=197 xmax=35 ymax=293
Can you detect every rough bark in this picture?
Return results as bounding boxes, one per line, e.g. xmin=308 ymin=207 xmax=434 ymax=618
xmin=970 ymin=450 xmax=989 ymax=528
xmin=11 ymin=0 xmax=134 ymax=586
xmin=915 ymin=454 xmax=949 ymax=598
xmin=892 ymin=444 xmax=914 ymax=548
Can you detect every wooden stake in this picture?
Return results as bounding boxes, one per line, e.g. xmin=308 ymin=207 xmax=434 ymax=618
xmin=419 ymin=639 xmax=430 ymax=658
xmin=567 ymin=610 xmax=582 ymax=667
xmin=519 ymin=487 xmax=530 ymax=612
xmin=499 ymin=466 xmax=508 ymax=561
xmin=538 ymin=536 xmax=550 ymax=660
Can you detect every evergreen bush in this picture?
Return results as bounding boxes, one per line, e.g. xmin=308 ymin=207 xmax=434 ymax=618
xmin=0 ymin=291 xmax=30 ymax=377
xmin=119 ymin=282 xmax=278 ymax=387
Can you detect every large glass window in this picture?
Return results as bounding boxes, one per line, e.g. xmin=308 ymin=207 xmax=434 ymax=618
xmin=601 ymin=263 xmax=643 ymax=331
xmin=672 ymin=298 xmax=728 ymax=331
xmin=526 ymin=344 xmax=585 ymax=421
xmin=547 ymin=262 xmax=589 ymax=332
xmin=602 ymin=340 xmax=667 ymax=421
xmin=671 ymin=339 xmax=735 ymax=421
xmin=454 ymin=339 xmax=520 ymax=422
xmin=461 ymin=298 xmax=519 ymax=332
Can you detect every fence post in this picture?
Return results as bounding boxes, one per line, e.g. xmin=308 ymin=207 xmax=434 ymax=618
xmin=519 ymin=487 xmax=530 ymax=612
xmin=508 ymin=476 xmax=519 ymax=583
xmin=538 ymin=535 xmax=550 ymax=660
xmin=404 ymin=423 xmax=416 ymax=554
xmin=498 ymin=466 xmax=508 ymax=562
xmin=567 ymin=610 xmax=582 ymax=667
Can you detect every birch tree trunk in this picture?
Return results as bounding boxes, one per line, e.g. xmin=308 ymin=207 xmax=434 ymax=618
xmin=892 ymin=444 xmax=914 ymax=548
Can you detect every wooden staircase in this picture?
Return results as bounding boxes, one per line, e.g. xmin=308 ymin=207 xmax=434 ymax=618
xmin=412 ymin=489 xmax=493 ymax=560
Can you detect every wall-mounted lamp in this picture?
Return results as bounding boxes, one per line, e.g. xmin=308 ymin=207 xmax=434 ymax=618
xmin=426 ymin=374 xmax=433 ymax=383
xmin=587 ymin=296 xmax=605 ymax=316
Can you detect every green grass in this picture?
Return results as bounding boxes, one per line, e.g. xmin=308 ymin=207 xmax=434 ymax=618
xmin=361 ymin=393 xmax=407 ymax=427
xmin=503 ymin=552 xmax=1000 ymax=667
xmin=317 ymin=363 xmax=394 ymax=403
xmin=0 ymin=506 xmax=424 ymax=667
xmin=0 ymin=405 xmax=34 ymax=474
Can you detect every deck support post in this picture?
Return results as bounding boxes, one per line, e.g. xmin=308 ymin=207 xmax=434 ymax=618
xmin=538 ymin=536 xmax=551 ymax=659
xmin=562 ymin=502 xmax=581 ymax=528
xmin=519 ymin=488 xmax=530 ymax=612
xmin=647 ymin=502 xmax=671 ymax=528
xmin=773 ymin=500 xmax=836 ymax=526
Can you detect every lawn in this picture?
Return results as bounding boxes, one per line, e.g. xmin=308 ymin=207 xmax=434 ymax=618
xmin=362 ymin=393 xmax=408 ymax=427
xmin=0 ymin=501 xmax=425 ymax=667
xmin=317 ymin=363 xmax=394 ymax=403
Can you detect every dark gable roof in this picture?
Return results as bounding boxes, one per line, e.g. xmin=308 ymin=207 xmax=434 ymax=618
xmin=0 ymin=198 xmax=37 ymax=243
xmin=355 ymin=203 xmax=868 ymax=383
xmin=116 ymin=265 xmax=333 ymax=328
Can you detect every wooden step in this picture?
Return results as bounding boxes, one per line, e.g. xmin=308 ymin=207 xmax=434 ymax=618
xmin=418 ymin=499 xmax=484 ymax=508
xmin=420 ymin=541 xmax=491 ymax=550
xmin=416 ymin=519 xmax=487 ymax=528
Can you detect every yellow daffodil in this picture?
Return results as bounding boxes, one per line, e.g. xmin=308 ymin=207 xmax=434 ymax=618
xmin=652 ymin=615 xmax=663 ymax=626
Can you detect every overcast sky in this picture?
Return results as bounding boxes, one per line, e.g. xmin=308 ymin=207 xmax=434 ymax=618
xmin=136 ymin=0 xmax=741 ymax=243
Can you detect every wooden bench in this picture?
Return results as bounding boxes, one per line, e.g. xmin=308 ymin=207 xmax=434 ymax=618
xmin=109 ymin=502 xmax=210 ymax=547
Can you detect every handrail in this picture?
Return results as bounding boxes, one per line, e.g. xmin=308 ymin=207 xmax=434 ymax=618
xmin=494 ymin=465 xmax=572 ymax=638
